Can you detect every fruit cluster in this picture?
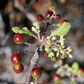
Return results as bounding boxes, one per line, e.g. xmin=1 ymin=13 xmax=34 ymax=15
xmin=11 ymin=52 xmax=24 ymax=73
xmin=37 ymin=11 xmax=62 ymax=21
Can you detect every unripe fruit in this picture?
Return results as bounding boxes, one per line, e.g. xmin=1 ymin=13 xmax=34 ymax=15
xmin=53 ymin=74 xmax=61 ymax=83
xmin=13 ymin=63 xmax=24 ymax=73
xmin=37 ymin=15 xmax=44 ymax=21
xmin=60 ymin=19 xmax=69 ymax=26
xmin=44 ymin=52 xmax=48 ymax=57
xmin=31 ymin=68 xmax=41 ymax=79
xmin=14 ymin=34 xmax=24 ymax=44
xmin=46 ymin=11 xmax=53 ymax=18
xmin=56 ymin=14 xmax=61 ymax=19
xmin=11 ymin=53 xmax=22 ymax=64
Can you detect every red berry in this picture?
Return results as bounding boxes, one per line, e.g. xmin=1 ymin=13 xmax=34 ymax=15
xmin=60 ymin=19 xmax=69 ymax=25
xmin=46 ymin=11 xmax=53 ymax=18
xmin=53 ymin=74 xmax=61 ymax=83
xmin=56 ymin=14 xmax=61 ymax=19
xmin=14 ymin=34 xmax=24 ymax=44
xmin=37 ymin=15 xmax=44 ymax=21
xmin=31 ymin=68 xmax=41 ymax=79
xmin=44 ymin=52 xmax=48 ymax=57
xmin=13 ymin=63 xmax=24 ymax=73
xmin=11 ymin=53 xmax=22 ymax=64
xmin=59 ymin=0 xmax=67 ymax=4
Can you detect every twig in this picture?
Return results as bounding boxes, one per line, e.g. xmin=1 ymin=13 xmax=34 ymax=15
xmin=42 ymin=7 xmax=56 ymax=39
xmin=26 ymin=64 xmax=34 ymax=84
xmin=43 ymin=22 xmax=50 ymax=36
xmin=33 ymin=35 xmax=39 ymax=41
xmin=26 ymin=47 xmax=41 ymax=84
xmin=20 ymin=42 xmax=40 ymax=55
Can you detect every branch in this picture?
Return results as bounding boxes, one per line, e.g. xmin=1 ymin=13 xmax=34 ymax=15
xmin=43 ymin=22 xmax=50 ymax=36
xmin=26 ymin=47 xmax=40 ymax=84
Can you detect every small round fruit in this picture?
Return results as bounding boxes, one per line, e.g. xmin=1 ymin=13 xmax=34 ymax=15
xmin=59 ymin=0 xmax=67 ymax=4
xmin=60 ymin=19 xmax=69 ymax=25
xmin=53 ymin=74 xmax=61 ymax=83
xmin=31 ymin=68 xmax=41 ymax=79
xmin=11 ymin=53 xmax=22 ymax=64
xmin=44 ymin=52 xmax=48 ymax=57
xmin=37 ymin=15 xmax=44 ymax=21
xmin=56 ymin=14 xmax=61 ymax=19
xmin=13 ymin=63 xmax=24 ymax=73
xmin=77 ymin=67 xmax=84 ymax=75
xmin=46 ymin=11 xmax=53 ymax=18
xmin=14 ymin=34 xmax=24 ymax=44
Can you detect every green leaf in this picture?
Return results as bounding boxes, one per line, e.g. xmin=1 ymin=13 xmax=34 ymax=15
xmin=22 ymin=27 xmax=29 ymax=32
xmin=48 ymin=52 xmax=52 ymax=57
xmin=71 ymin=62 xmax=79 ymax=74
xmin=51 ymin=56 xmax=55 ymax=61
xmin=50 ymin=22 xmax=71 ymax=37
xmin=19 ymin=27 xmax=33 ymax=37
xmin=48 ymin=51 xmax=54 ymax=57
xmin=12 ymin=27 xmax=20 ymax=33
